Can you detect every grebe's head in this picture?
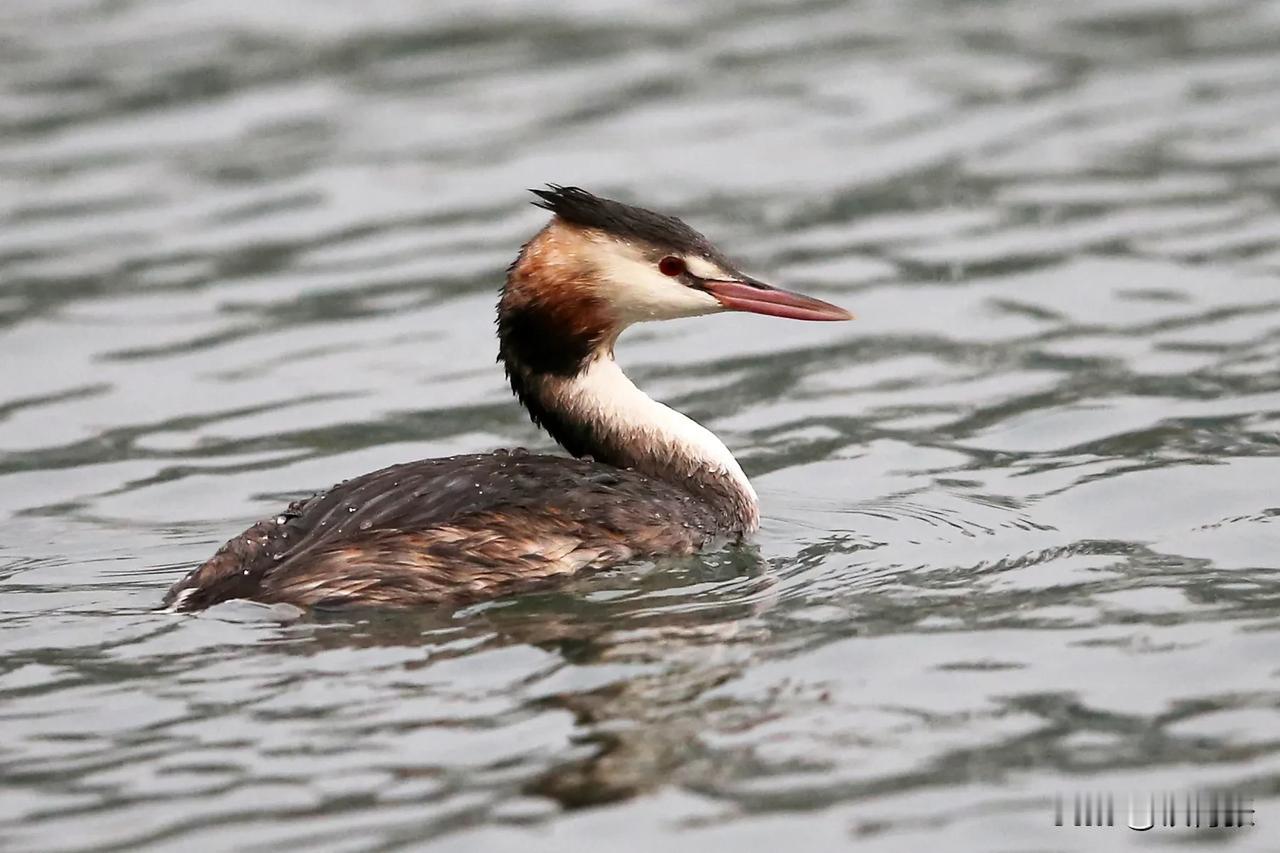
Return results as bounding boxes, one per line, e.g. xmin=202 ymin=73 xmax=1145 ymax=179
xmin=500 ymin=185 xmax=852 ymax=376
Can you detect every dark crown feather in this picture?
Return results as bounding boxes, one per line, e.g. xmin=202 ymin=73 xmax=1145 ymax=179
xmin=529 ymin=184 xmax=728 ymax=262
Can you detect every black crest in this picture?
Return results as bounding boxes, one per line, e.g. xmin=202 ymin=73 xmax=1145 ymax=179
xmin=530 ymin=185 xmax=729 ymax=263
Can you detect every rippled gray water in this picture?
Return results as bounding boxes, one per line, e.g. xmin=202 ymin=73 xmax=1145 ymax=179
xmin=2 ymin=1 xmax=1279 ymax=850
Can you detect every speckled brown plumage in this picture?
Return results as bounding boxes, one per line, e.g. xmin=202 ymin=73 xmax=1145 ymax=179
xmin=163 ymin=451 xmax=727 ymax=611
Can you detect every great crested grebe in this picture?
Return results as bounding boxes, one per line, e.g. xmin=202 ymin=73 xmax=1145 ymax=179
xmin=163 ymin=186 xmax=852 ymax=612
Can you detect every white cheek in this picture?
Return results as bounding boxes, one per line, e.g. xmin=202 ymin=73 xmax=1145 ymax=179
xmin=684 ymin=255 xmax=727 ymax=279
xmin=592 ymin=249 xmax=723 ymax=323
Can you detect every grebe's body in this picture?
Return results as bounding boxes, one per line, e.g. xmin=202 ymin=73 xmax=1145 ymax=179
xmin=163 ymin=187 xmax=850 ymax=611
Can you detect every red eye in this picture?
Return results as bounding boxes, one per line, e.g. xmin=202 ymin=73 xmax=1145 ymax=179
xmin=658 ymin=256 xmax=686 ymax=277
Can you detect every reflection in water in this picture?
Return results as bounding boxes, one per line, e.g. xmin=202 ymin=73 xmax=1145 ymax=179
xmin=2 ymin=0 xmax=1280 ymax=849
xmin=286 ymin=546 xmax=776 ymax=810
xmin=510 ymin=550 xmax=775 ymax=808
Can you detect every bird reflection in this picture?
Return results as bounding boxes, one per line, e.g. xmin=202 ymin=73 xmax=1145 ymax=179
xmin=290 ymin=542 xmax=777 ymax=809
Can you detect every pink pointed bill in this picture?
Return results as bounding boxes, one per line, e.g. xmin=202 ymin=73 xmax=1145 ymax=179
xmin=701 ymin=278 xmax=854 ymax=321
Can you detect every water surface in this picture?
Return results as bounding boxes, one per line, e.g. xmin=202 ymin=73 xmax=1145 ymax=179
xmin=2 ymin=1 xmax=1279 ymax=850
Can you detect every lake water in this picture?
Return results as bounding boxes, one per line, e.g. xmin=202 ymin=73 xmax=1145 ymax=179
xmin=2 ymin=1 xmax=1279 ymax=850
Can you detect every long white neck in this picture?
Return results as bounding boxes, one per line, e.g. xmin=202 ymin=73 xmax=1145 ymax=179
xmin=533 ymin=356 xmax=760 ymax=533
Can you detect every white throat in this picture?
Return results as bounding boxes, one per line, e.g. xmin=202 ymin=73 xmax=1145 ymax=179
xmin=549 ymin=356 xmax=759 ymax=530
